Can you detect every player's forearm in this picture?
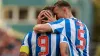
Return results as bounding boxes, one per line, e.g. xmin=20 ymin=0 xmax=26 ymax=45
xmin=20 ymin=46 xmax=29 ymax=56
xmin=34 ymin=24 xmax=45 ymax=33
xmin=61 ymin=51 xmax=69 ymax=56
xmin=60 ymin=42 xmax=69 ymax=56
xmin=33 ymin=24 xmax=52 ymax=33
xmin=19 ymin=52 xmax=28 ymax=56
xmin=60 ymin=49 xmax=69 ymax=56
xmin=61 ymin=53 xmax=68 ymax=56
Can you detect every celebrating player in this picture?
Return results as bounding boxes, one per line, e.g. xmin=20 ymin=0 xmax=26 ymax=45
xmin=19 ymin=6 xmax=67 ymax=56
xmin=34 ymin=1 xmax=90 ymax=56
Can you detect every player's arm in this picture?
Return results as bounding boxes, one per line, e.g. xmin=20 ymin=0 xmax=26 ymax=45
xmin=19 ymin=46 xmax=29 ymax=56
xmin=19 ymin=33 xmax=30 ymax=56
xmin=33 ymin=24 xmax=52 ymax=33
xmin=34 ymin=18 xmax=64 ymax=33
xmin=60 ymin=35 xmax=69 ymax=56
xmin=19 ymin=52 xmax=28 ymax=56
xmin=60 ymin=43 xmax=69 ymax=56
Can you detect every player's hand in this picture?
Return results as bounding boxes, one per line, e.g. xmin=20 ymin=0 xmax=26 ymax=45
xmin=37 ymin=10 xmax=45 ymax=24
xmin=43 ymin=10 xmax=56 ymax=22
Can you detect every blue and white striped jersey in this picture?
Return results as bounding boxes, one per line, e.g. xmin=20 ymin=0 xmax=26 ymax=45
xmin=21 ymin=31 xmax=65 ymax=56
xmin=47 ymin=18 xmax=89 ymax=56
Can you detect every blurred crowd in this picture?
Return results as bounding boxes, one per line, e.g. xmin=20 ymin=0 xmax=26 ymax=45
xmin=0 ymin=29 xmax=21 ymax=56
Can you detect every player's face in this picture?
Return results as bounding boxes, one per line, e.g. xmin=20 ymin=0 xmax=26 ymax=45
xmin=53 ymin=6 xmax=64 ymax=19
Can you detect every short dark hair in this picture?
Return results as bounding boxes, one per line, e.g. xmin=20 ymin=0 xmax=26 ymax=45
xmin=41 ymin=6 xmax=55 ymax=20
xmin=54 ymin=1 xmax=71 ymax=9
xmin=42 ymin=6 xmax=55 ymax=16
xmin=42 ymin=6 xmax=53 ymax=11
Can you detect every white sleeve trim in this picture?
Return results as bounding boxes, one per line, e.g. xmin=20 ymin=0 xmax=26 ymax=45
xmin=47 ymin=23 xmax=55 ymax=33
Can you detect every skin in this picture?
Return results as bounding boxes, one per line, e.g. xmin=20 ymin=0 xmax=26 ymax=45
xmin=60 ymin=42 xmax=69 ymax=56
xmin=19 ymin=52 xmax=28 ymax=56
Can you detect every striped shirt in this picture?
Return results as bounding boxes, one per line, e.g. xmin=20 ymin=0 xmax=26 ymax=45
xmin=47 ymin=18 xmax=90 ymax=56
xmin=20 ymin=31 xmax=66 ymax=56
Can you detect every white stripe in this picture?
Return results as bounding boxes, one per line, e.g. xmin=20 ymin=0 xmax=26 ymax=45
xmin=60 ymin=19 xmax=72 ymax=56
xmin=70 ymin=19 xmax=78 ymax=56
xmin=31 ymin=31 xmax=36 ymax=56
xmin=47 ymin=20 xmax=64 ymax=33
xmin=60 ymin=20 xmax=67 ymax=43
xmin=60 ymin=20 xmax=73 ymax=56
xmin=86 ymin=26 xmax=89 ymax=56
xmin=51 ymin=21 xmax=64 ymax=28
xmin=60 ymin=34 xmax=67 ymax=43
xmin=51 ymin=34 xmax=56 ymax=56
xmin=23 ymin=33 xmax=29 ymax=46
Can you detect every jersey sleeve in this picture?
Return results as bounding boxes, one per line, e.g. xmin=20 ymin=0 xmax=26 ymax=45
xmin=47 ymin=18 xmax=64 ymax=33
xmin=20 ymin=33 xmax=29 ymax=54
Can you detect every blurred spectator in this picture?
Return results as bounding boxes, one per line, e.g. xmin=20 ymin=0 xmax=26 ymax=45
xmin=0 ymin=28 xmax=21 ymax=56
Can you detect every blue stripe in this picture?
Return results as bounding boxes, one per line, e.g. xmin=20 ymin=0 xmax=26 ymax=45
xmin=54 ymin=27 xmax=64 ymax=33
xmin=83 ymin=25 xmax=87 ymax=56
xmin=36 ymin=33 xmax=41 ymax=56
xmin=72 ymin=18 xmax=81 ymax=56
xmin=28 ymin=32 xmax=32 ymax=56
xmin=63 ymin=37 xmax=68 ymax=41
xmin=65 ymin=19 xmax=74 ymax=56
xmin=49 ymin=18 xmax=64 ymax=25
xmin=56 ymin=34 xmax=60 ymax=56
xmin=46 ymin=33 xmax=51 ymax=56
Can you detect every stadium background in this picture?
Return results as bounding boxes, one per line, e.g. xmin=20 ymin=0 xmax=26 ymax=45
xmin=0 ymin=0 xmax=99 ymax=56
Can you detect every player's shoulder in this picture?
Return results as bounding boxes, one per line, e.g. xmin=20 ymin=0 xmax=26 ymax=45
xmin=58 ymin=18 xmax=65 ymax=21
xmin=72 ymin=18 xmax=88 ymax=28
xmin=56 ymin=18 xmax=65 ymax=23
xmin=26 ymin=31 xmax=36 ymax=37
xmin=24 ymin=31 xmax=37 ymax=40
xmin=63 ymin=18 xmax=73 ymax=24
xmin=27 ymin=31 xmax=33 ymax=35
xmin=48 ymin=18 xmax=65 ymax=25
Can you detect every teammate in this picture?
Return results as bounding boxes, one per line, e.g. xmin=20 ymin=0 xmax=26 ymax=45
xmin=19 ymin=6 xmax=67 ymax=56
xmin=34 ymin=1 xmax=90 ymax=56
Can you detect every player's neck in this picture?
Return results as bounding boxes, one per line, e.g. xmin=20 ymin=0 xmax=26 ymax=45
xmin=65 ymin=13 xmax=74 ymax=19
